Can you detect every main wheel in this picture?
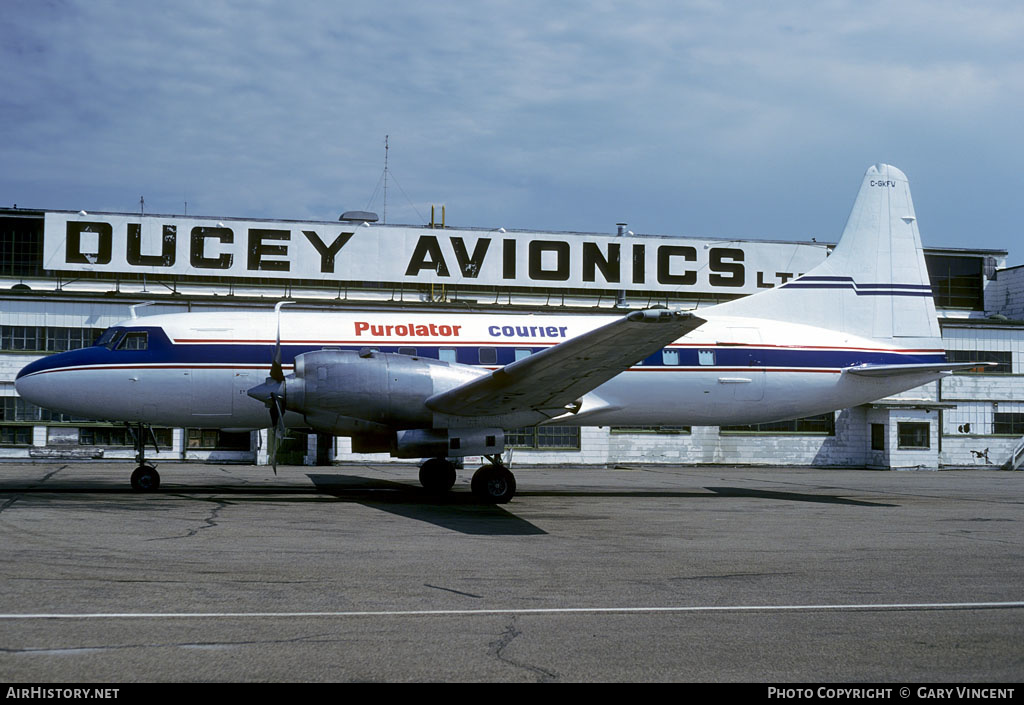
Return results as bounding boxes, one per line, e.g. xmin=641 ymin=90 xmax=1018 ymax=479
xmin=130 ymin=464 xmax=161 ymax=492
xmin=471 ymin=464 xmax=516 ymax=504
xmin=419 ymin=458 xmax=457 ymax=494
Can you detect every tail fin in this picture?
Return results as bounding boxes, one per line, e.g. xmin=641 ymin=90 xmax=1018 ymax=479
xmin=710 ymin=164 xmax=941 ymax=346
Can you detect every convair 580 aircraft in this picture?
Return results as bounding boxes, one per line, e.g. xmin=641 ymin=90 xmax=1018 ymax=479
xmin=16 ymin=164 xmax=979 ymax=502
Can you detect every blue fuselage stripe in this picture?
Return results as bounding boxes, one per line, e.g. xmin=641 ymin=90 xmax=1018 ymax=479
xmin=16 ymin=326 xmax=948 ymax=379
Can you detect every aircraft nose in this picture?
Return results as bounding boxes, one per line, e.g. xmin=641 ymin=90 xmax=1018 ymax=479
xmin=14 ymin=366 xmax=54 ymax=409
xmin=15 ymin=352 xmax=82 ymax=412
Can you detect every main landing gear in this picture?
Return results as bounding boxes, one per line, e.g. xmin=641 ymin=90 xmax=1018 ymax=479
xmin=127 ymin=422 xmax=161 ymax=492
xmin=418 ymin=455 xmax=516 ymax=503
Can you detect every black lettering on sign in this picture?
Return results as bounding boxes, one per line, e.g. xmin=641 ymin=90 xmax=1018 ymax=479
xmin=190 ymin=226 xmax=233 ymax=270
xmin=632 ymin=244 xmax=645 ymax=284
xmin=405 ymin=235 xmax=451 ymax=276
xmin=502 ymin=239 xmax=516 ymax=279
xmin=127 ymin=223 xmax=176 ymax=267
xmin=709 ymin=247 xmax=744 ymax=287
xmin=303 ymin=230 xmax=354 ymax=273
xmin=529 ymin=241 xmax=570 ymax=281
xmin=247 ymin=229 xmax=290 ymax=272
xmin=656 ymin=245 xmax=696 ymax=285
xmin=582 ymin=242 xmax=620 ymax=283
xmin=65 ymin=221 xmax=112 ymax=265
xmin=451 ymin=237 xmax=490 ymax=278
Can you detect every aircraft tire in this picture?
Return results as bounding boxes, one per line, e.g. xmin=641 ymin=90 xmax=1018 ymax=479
xmin=419 ymin=458 xmax=457 ymax=494
xmin=471 ymin=465 xmax=516 ymax=504
xmin=130 ymin=465 xmax=161 ymax=492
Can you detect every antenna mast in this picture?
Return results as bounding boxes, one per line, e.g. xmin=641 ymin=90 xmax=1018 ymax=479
xmin=383 ymin=135 xmax=389 ymax=224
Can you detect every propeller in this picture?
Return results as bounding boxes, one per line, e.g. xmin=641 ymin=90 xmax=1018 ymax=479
xmin=247 ymin=301 xmax=293 ymax=473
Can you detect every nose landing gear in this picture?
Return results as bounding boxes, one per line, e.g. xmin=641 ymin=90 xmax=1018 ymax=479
xmin=127 ymin=423 xmax=162 ymax=492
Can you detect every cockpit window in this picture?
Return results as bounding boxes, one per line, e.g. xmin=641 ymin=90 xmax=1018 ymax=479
xmin=117 ymin=331 xmax=149 ymax=351
xmin=95 ymin=328 xmax=124 ymax=349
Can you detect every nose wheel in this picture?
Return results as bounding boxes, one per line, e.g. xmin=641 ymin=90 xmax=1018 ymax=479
xmin=130 ymin=464 xmax=161 ymax=492
xmin=127 ymin=422 xmax=162 ymax=492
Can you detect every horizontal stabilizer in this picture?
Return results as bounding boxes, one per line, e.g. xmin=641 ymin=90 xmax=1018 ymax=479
xmin=844 ymin=362 xmax=995 ymax=377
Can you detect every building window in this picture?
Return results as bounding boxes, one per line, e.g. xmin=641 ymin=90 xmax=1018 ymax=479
xmin=993 ymin=413 xmax=1024 ymax=436
xmin=0 ymin=425 xmax=32 ymax=445
xmin=611 ymin=426 xmax=691 ymax=434
xmin=0 ymin=326 xmax=42 ymax=351
xmin=77 ymin=426 xmax=172 ymax=447
xmin=946 ymin=350 xmax=1012 ymax=374
xmin=187 ymin=429 xmax=250 ymax=450
xmin=926 ymin=254 xmax=983 ymax=310
xmin=79 ymin=426 xmax=132 ymax=446
xmin=871 ymin=424 xmax=885 ymax=451
xmin=0 ymin=218 xmax=44 ymax=276
xmin=721 ymin=413 xmax=836 ymax=435
xmin=1 ymin=326 xmax=104 ymax=352
xmin=897 ymin=422 xmax=931 ymax=449
xmin=507 ymin=426 xmax=581 ymax=450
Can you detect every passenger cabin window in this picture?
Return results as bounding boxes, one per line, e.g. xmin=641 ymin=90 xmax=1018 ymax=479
xmin=514 ymin=348 xmax=532 ymax=361
xmin=439 ymin=348 xmax=457 ymax=363
xmin=117 ymin=331 xmax=148 ymax=351
xmin=479 ymin=347 xmax=497 ymax=365
xmin=662 ymin=349 xmax=679 ymax=365
xmin=398 ymin=347 xmax=417 ymax=356
xmin=698 ymin=350 xmax=715 ymax=366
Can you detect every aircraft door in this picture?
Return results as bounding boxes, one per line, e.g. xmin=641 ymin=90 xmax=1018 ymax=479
xmin=190 ymin=368 xmax=234 ymax=416
xmin=188 ymin=328 xmax=234 ymax=416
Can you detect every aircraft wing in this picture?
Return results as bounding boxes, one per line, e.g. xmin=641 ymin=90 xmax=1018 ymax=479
xmin=425 ymin=309 xmax=705 ymax=417
xmin=844 ymin=361 xmax=995 ymax=377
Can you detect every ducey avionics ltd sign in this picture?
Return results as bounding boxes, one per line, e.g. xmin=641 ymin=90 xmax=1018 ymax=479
xmin=43 ymin=212 xmax=830 ymax=294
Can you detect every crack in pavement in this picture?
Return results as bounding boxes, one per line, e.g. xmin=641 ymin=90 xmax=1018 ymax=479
xmin=145 ymin=499 xmax=229 ymax=541
xmin=488 ymin=616 xmax=559 ymax=682
xmin=0 ymin=466 xmax=67 ymax=515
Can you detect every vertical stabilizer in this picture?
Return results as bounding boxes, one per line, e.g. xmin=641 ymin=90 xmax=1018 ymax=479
xmin=708 ymin=164 xmax=941 ymax=346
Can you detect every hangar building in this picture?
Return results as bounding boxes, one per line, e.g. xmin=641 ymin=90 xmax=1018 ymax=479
xmin=2 ymin=206 xmax=1022 ymax=471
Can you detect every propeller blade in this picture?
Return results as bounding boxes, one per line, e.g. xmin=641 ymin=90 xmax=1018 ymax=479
xmin=270 ymin=301 xmax=293 ymax=383
xmin=247 ymin=301 xmax=294 ymax=475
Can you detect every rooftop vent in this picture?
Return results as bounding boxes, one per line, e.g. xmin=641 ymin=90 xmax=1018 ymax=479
xmin=339 ymin=211 xmax=379 ymax=223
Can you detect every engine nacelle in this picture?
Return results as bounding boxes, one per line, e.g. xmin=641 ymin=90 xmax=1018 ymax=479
xmin=285 ymin=349 xmax=485 ymax=431
xmin=394 ymin=428 xmax=505 ymax=459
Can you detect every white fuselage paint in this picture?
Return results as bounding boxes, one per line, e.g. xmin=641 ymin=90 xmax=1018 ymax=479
xmin=15 ymin=310 xmax=945 ymax=431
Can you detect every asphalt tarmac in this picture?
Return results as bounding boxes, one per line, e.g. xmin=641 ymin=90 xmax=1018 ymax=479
xmin=0 ymin=461 xmax=1021 ymax=683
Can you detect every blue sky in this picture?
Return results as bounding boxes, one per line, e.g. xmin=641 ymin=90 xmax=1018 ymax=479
xmin=3 ymin=1 xmax=1023 ymax=262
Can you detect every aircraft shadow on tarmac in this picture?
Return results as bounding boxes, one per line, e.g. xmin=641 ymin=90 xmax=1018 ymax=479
xmin=0 ymin=474 xmax=896 ymax=536
xmin=306 ymin=473 xmax=546 ymax=535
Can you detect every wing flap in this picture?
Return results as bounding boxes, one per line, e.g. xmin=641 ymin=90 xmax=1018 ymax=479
xmin=426 ymin=309 xmax=705 ymax=417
